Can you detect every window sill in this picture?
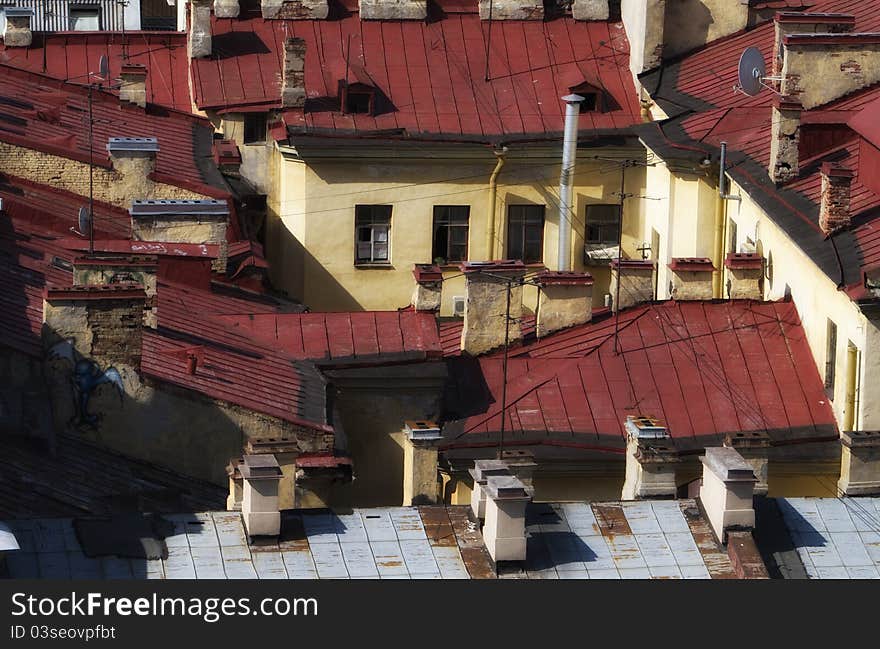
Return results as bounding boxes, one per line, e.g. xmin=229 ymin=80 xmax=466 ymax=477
xmin=355 ymin=263 xmax=395 ymax=269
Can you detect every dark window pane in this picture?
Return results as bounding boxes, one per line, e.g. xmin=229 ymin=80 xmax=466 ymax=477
xmin=355 ymin=205 xmax=392 ymax=263
xmin=585 ymin=204 xmax=621 ymax=244
xmin=507 ymin=205 xmax=544 ymax=263
xmin=432 ymin=205 xmax=470 ymax=263
xmin=243 ymin=113 xmax=268 ymax=144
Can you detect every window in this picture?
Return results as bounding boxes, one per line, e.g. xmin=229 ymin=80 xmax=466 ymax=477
xmin=506 ymin=205 xmax=544 ymax=263
xmin=341 ymin=83 xmax=375 ymax=115
xmin=70 ymin=7 xmax=101 ymax=31
xmin=432 ymin=206 xmax=470 ymax=265
xmin=243 ymin=113 xmax=267 ymax=145
xmin=825 ymin=319 xmax=838 ymax=393
xmin=728 ymin=218 xmax=738 ymax=254
xmin=355 ymin=205 xmax=391 ymax=264
xmin=585 ymin=204 xmax=621 ymax=244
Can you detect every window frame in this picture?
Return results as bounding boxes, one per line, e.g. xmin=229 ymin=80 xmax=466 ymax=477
xmin=354 ymin=205 xmax=392 ymax=266
xmin=506 ymin=204 xmax=545 ymax=264
xmin=585 ymin=203 xmax=622 ymax=245
xmin=69 ymin=6 xmax=102 ymax=31
xmin=243 ymin=113 xmax=268 ymax=145
xmin=432 ymin=205 xmax=470 ymax=265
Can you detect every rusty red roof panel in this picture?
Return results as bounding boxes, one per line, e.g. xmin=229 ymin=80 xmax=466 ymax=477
xmin=0 ymin=32 xmax=192 ymax=113
xmin=443 ymin=301 xmax=837 ymax=449
xmin=190 ymin=13 xmax=641 ymax=139
xmin=0 ymin=63 xmax=228 ymax=198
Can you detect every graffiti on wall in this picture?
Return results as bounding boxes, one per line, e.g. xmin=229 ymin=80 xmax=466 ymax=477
xmin=47 ymin=339 xmax=125 ymax=429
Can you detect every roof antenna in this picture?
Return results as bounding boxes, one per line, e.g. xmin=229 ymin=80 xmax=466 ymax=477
xmin=484 ymin=0 xmax=494 ymax=81
xmin=734 ymin=47 xmax=783 ymax=97
xmin=85 ymin=55 xmax=109 ymax=256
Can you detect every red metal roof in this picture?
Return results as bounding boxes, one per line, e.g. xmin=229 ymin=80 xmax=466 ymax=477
xmin=215 ymin=311 xmax=443 ymax=363
xmin=190 ymin=12 xmax=641 ymax=139
xmin=0 ymin=32 xmax=192 ymax=113
xmin=442 ymin=301 xmax=836 ymax=450
xmin=0 ymin=62 xmax=228 ymax=198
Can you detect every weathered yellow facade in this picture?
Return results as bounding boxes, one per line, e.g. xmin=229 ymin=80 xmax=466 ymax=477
xmin=265 ymin=140 xmax=647 ymax=315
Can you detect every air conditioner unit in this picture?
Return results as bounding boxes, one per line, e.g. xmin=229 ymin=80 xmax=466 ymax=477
xmin=452 ymin=295 xmax=465 ymax=317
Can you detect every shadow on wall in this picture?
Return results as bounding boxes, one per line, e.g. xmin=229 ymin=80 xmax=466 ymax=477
xmin=662 ymin=0 xmax=714 ymax=60
xmin=41 ymin=325 xmax=244 ymax=487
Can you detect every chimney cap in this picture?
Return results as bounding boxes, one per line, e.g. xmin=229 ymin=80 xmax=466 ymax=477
xmin=485 ymin=475 xmax=531 ymax=500
xmin=107 ymin=137 xmax=160 ymax=153
xmin=821 ymin=162 xmax=854 ymax=179
xmin=473 ymin=459 xmax=511 ymax=482
xmin=700 ymin=447 xmax=756 ymax=482
xmin=240 ymin=454 xmax=283 ymax=480
xmin=403 ymin=420 xmax=442 ymax=440
xmin=129 ymin=199 xmax=229 ymax=217
xmin=120 ymin=64 xmax=148 ymax=77
xmin=625 ymin=415 xmax=668 ymax=439
xmin=775 ymin=12 xmax=856 ymax=25
xmin=724 ymin=252 xmax=764 ymax=270
xmin=562 ymin=93 xmax=585 ymax=104
xmin=610 ymin=258 xmax=655 ymax=270
xmin=45 ymin=283 xmax=147 ymax=301
xmin=668 ymin=257 xmax=715 ymax=272
xmin=3 ymin=7 xmax=35 ymax=16
xmin=459 ymin=260 xmax=527 ymax=274
xmin=840 ymin=430 xmax=880 ymax=448
xmin=534 ymin=270 xmax=594 ymax=286
xmin=412 ymin=263 xmax=443 ymax=283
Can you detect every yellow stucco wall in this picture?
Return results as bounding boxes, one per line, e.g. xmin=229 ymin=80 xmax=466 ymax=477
xmin=267 ymin=144 xmax=646 ymax=315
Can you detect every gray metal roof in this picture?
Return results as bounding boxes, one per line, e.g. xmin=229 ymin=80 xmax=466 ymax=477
xmin=3 ymin=508 xmax=478 ymax=580
xmin=777 ymin=497 xmax=880 ymax=579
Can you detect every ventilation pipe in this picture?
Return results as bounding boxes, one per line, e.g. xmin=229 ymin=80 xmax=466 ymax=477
xmin=486 ymin=147 xmax=508 ymax=260
xmin=558 ymin=94 xmax=584 ymax=271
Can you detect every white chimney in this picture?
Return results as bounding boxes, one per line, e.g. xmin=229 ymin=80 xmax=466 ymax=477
xmin=558 ymin=94 xmax=584 ymax=271
xmin=240 ymin=454 xmax=283 ymax=537
xmin=535 ymin=270 xmax=593 ymax=337
xmin=469 ymin=459 xmax=511 ymax=520
xmin=460 ymin=261 xmax=526 ymax=356
xmin=837 ymin=430 xmax=880 ymax=496
xmin=699 ymin=447 xmax=757 ymax=544
xmin=411 ymin=264 xmax=442 ymax=312
xmin=188 ymin=0 xmax=212 ymax=59
xmin=481 ymin=475 xmax=531 ymax=563
xmin=359 ymin=0 xmax=426 ymax=19
xmin=668 ymin=258 xmax=715 ymax=301
xmin=621 ymin=416 xmax=679 ymax=500
xmin=402 ymin=420 xmax=442 ymax=506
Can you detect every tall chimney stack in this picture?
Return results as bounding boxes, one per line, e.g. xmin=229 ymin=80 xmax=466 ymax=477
xmin=188 ymin=0 xmax=212 ymax=59
xmin=769 ymin=97 xmax=802 ymax=184
xmin=119 ymin=65 xmax=148 ymax=109
xmin=282 ymin=38 xmax=307 ymax=109
xmin=2 ymin=8 xmax=34 ymax=48
xmin=459 ymin=261 xmax=526 ymax=356
xmin=819 ymin=163 xmax=854 ymax=235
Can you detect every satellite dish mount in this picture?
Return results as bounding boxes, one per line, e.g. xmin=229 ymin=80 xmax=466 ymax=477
xmin=734 ymin=47 xmax=783 ymax=97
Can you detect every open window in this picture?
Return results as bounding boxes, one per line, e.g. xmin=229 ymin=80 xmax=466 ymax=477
xmin=70 ymin=6 xmax=101 ymax=31
xmin=355 ymin=205 xmax=391 ymax=265
xmin=339 ymin=81 xmax=376 ymax=116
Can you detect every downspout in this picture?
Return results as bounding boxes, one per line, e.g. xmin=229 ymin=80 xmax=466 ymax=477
xmin=558 ymin=94 xmax=585 ymax=271
xmin=843 ymin=343 xmax=858 ymax=431
xmin=715 ymin=142 xmax=741 ymax=298
xmin=487 ymin=147 xmax=508 ymax=260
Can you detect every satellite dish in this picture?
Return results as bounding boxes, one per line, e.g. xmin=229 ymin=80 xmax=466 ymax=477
xmin=78 ymin=206 xmax=90 ymax=236
xmin=737 ymin=47 xmax=766 ymax=97
xmin=98 ymin=55 xmax=109 ymax=81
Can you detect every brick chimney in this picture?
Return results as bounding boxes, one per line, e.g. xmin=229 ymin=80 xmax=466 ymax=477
xmin=837 ymin=430 xmax=880 ymax=496
xmin=240 ymin=454 xmax=283 ymax=537
xmin=780 ymin=32 xmax=880 ymax=110
xmin=459 ymin=261 xmax=526 ymax=356
xmin=72 ymin=256 xmax=158 ymax=328
xmin=609 ymin=259 xmax=655 ymax=312
xmin=411 ymin=264 xmax=442 ymax=312
xmin=572 ymin=0 xmax=608 ymax=21
xmin=107 ymin=137 xmax=159 ymax=203
xmin=481 ymin=475 xmax=531 ymax=563
xmin=129 ymin=199 xmax=231 ymax=272
xmin=2 ymin=8 xmax=34 ymax=48
xmin=119 ymin=65 xmax=148 ymax=109
xmin=478 ymin=0 xmax=542 ymax=20
xmin=698 ymin=447 xmax=757 ymax=544
xmin=213 ymin=0 xmax=240 ymax=18
xmin=773 ymin=12 xmax=856 ymax=77
xmin=43 ymin=284 xmax=147 ymax=371
xmin=188 ymin=0 xmax=212 ymax=59
xmin=724 ymin=253 xmax=764 ymax=301
xmin=360 ymin=0 xmax=426 ymax=19
xmin=262 ymin=0 xmax=328 ymax=18
xmin=819 ymin=163 xmax=854 ymax=235
xmin=281 ymin=38 xmax=306 ymax=109
xmin=534 ymin=270 xmax=593 ymax=338
xmin=621 ymin=416 xmax=679 ymax=500
xmin=769 ymin=97 xmax=802 ymax=184
xmin=668 ymin=258 xmax=715 ymax=301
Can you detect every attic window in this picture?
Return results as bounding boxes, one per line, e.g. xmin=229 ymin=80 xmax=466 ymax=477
xmin=340 ymin=82 xmax=375 ymax=116
xmin=570 ymin=82 xmax=605 ymax=113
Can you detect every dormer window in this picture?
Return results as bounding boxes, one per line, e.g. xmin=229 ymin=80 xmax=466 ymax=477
xmin=569 ymin=82 xmax=606 ymax=113
xmin=340 ymin=81 xmax=376 ymax=116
